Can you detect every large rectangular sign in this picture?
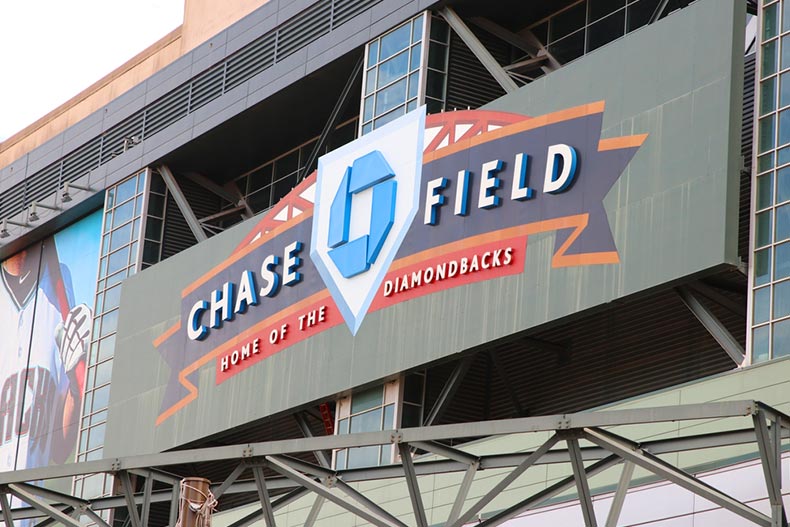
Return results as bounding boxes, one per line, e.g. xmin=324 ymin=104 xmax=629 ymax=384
xmin=106 ymin=0 xmax=743 ymax=456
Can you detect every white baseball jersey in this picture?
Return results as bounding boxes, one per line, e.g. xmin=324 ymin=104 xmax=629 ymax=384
xmin=0 ymin=268 xmax=69 ymax=471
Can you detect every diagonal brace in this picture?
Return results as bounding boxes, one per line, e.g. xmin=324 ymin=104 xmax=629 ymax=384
xmin=399 ymin=443 xmax=428 ymax=527
xmin=118 ymin=471 xmax=142 ymax=527
xmin=583 ymin=427 xmax=771 ymax=527
xmin=449 ymin=433 xmax=560 ymax=527
xmin=265 ymin=455 xmax=400 ymax=527
xmin=477 ymin=455 xmax=621 ymax=527
xmin=7 ymin=484 xmax=83 ymax=527
xmin=439 ymin=7 xmax=518 ymax=93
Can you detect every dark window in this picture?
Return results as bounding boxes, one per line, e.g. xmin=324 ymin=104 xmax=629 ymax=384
xmin=589 ymin=0 xmax=626 ymax=22
xmin=626 ymin=0 xmax=660 ymax=32
xmin=587 ymin=10 xmax=626 ymax=52
xmin=550 ymin=2 xmax=586 ymax=41
xmin=549 ymin=30 xmax=585 ymax=64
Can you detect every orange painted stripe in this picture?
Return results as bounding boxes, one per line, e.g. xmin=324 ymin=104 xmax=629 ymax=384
xmin=598 ymin=134 xmax=648 ymax=151
xmin=423 ymin=101 xmax=607 ymax=164
xmin=153 ymin=322 xmax=181 ymax=348
xmin=554 ymin=251 xmax=620 ymax=267
xmin=181 ymin=210 xmax=313 ymax=298
xmin=156 ymin=288 xmax=332 ymax=425
xmin=389 ymin=215 xmax=597 ymax=272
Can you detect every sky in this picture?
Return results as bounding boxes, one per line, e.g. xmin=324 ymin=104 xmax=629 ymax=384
xmin=0 ymin=0 xmax=185 ymax=141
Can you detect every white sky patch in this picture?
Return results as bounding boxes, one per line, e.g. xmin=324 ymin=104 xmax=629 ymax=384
xmin=0 ymin=0 xmax=184 ymax=141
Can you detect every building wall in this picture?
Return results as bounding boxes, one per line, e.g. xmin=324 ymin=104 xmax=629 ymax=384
xmin=181 ymin=0 xmax=270 ymax=53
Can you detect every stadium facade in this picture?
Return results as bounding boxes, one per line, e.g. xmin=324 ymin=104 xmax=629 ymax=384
xmin=0 ymin=0 xmax=787 ymax=526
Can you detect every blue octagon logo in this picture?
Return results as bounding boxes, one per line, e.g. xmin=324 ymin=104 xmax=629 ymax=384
xmin=327 ymin=151 xmax=396 ymax=278
xmin=311 ymin=106 xmax=425 ymax=335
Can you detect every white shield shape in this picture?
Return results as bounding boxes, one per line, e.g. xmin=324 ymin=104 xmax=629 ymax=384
xmin=311 ymin=107 xmax=425 ymax=335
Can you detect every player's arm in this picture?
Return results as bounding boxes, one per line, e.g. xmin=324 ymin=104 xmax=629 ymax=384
xmin=52 ymin=304 xmax=91 ymax=464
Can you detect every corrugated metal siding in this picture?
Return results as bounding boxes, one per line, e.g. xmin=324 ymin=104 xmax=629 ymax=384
xmin=160 ymin=176 xmax=222 ymax=260
xmin=445 ymin=28 xmax=509 ymax=111
xmin=432 ymin=277 xmax=744 ymax=424
xmin=740 ymin=53 xmax=755 ymax=265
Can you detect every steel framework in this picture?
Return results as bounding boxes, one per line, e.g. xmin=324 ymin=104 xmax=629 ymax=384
xmin=0 ymin=400 xmax=787 ymax=527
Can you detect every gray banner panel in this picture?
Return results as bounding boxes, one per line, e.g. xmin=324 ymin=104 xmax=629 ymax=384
xmin=106 ymin=0 xmax=744 ymax=456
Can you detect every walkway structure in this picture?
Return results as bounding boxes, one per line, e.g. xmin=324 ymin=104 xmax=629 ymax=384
xmin=0 ymin=400 xmax=787 ymax=527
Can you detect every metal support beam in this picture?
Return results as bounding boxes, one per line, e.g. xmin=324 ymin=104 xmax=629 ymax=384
xmin=158 ymin=165 xmax=208 ymax=242
xmin=399 ymin=444 xmax=428 ymax=527
xmin=168 ymin=482 xmax=180 ymax=527
xmin=567 ymin=437 xmax=597 ymax=527
xmin=753 ymin=412 xmax=787 ymax=527
xmin=256 ymin=456 xmax=333 ymax=479
xmin=294 ymin=413 xmax=331 ymax=468
xmin=447 ymin=461 xmax=478 ymax=525
xmin=182 ymin=172 xmax=249 ymax=208
xmin=266 ymin=456 xmax=401 ymax=527
xmin=490 ymin=351 xmax=527 ymax=417
xmin=253 ymin=466 xmax=277 ymax=527
xmin=605 ymin=461 xmax=634 ymax=527
xmin=304 ymin=495 xmax=325 ymax=527
xmin=410 ymin=441 xmax=478 ymax=465
xmin=128 ymin=468 xmax=180 ymax=486
xmin=0 ymin=492 xmax=14 ymax=526
xmin=199 ymin=205 xmax=247 ymax=224
xmin=6 ymin=484 xmax=82 ymax=527
xmin=141 ymin=472 xmax=154 ymax=527
xmin=33 ymin=506 xmax=76 ymax=527
xmin=676 ymin=286 xmax=746 ymax=366
xmin=449 ymin=434 xmax=560 ymax=527
xmin=10 ymin=482 xmax=87 ymax=509
xmin=0 ymin=400 xmax=774 ymax=488
xmin=689 ymin=281 xmax=746 ymax=319
xmin=470 ymin=17 xmax=560 ymax=72
xmin=213 ymin=462 xmax=248 ymax=499
xmin=477 ymin=455 xmax=622 ymax=527
xmin=83 ymin=507 xmax=112 ymax=527
xmin=583 ymin=427 xmax=772 ymax=527
xmin=439 ymin=7 xmax=519 ymax=93
xmin=649 ymin=0 xmax=671 ymax=23
xmin=424 ymin=357 xmax=473 ymax=426
xmin=118 ymin=471 xmax=143 ymax=527
xmin=333 ymin=478 xmax=408 ymax=527
xmin=300 ymin=55 xmax=364 ymax=181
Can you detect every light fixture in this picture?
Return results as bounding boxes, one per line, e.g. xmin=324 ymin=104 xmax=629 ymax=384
xmin=0 ymin=218 xmax=30 ymax=238
xmin=28 ymin=202 xmax=60 ymax=222
xmin=61 ymin=182 xmax=92 ymax=203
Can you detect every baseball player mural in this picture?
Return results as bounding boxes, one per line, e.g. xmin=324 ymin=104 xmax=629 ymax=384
xmin=0 ymin=211 xmax=100 ymax=471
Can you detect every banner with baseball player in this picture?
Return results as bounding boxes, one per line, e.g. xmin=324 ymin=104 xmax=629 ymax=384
xmin=0 ymin=210 xmax=101 ymax=472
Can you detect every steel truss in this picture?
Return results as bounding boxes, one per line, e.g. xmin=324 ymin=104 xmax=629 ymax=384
xmin=0 ymin=401 xmax=787 ymax=527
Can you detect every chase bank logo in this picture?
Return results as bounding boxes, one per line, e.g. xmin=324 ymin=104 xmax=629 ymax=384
xmin=311 ymin=107 xmax=425 ymax=335
xmin=328 ymin=151 xmax=396 ymax=278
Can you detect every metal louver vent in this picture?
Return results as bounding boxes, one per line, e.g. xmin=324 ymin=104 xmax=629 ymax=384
xmin=333 ymin=0 xmax=380 ymax=27
xmin=145 ymin=85 xmax=190 ymax=138
xmin=0 ymin=0 xmax=383 ymax=221
xmin=25 ymin=163 xmax=61 ymax=203
xmin=225 ymin=33 xmax=276 ymax=92
xmin=278 ymin=2 xmax=331 ymax=59
xmin=99 ymin=113 xmax=145 ymax=165
xmin=190 ymin=64 xmax=226 ymax=112
xmin=740 ymin=53 xmax=755 ymax=265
